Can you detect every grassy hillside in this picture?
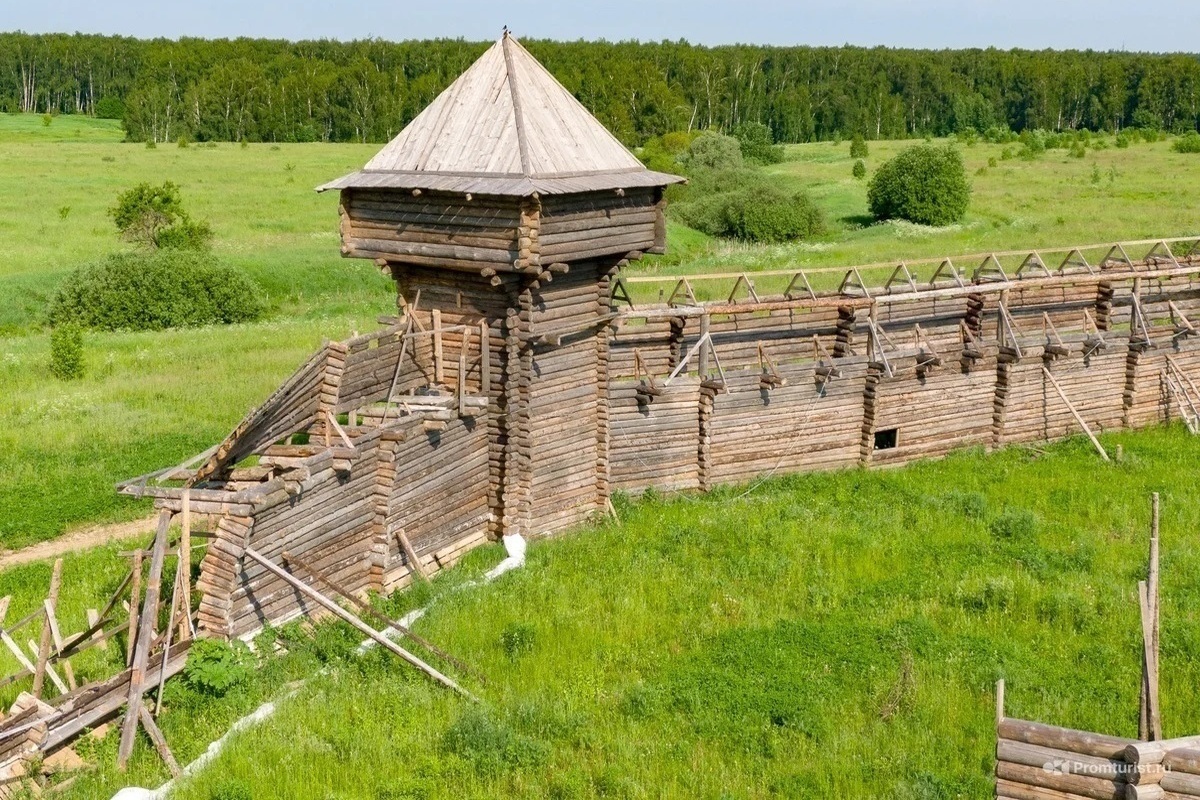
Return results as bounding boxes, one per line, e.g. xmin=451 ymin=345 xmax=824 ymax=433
xmin=41 ymin=428 xmax=1200 ymax=799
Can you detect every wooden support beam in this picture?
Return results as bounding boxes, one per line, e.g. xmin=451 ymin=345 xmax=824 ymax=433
xmin=138 ymin=705 xmax=181 ymax=778
xmin=1041 ymin=366 xmax=1110 ymax=461
xmin=126 ymin=550 xmax=142 ymax=667
xmin=1140 ymin=493 xmax=1163 ymax=741
xmin=179 ymin=489 xmax=193 ymax=643
xmin=432 ymin=308 xmax=444 ymax=384
xmin=118 ymin=509 xmax=172 ymax=770
xmin=283 ymin=551 xmax=484 ymax=683
xmin=243 ymin=548 xmax=471 ymax=698
xmin=32 ymin=558 xmax=64 ymax=698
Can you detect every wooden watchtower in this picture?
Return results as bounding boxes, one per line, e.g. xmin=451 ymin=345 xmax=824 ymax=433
xmin=320 ymin=32 xmax=683 ymax=537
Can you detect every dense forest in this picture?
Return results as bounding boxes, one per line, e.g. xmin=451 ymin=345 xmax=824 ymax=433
xmin=2 ymin=32 xmax=1200 ymax=145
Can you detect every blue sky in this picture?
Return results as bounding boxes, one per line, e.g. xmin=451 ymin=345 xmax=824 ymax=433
xmin=8 ymin=0 xmax=1199 ymax=52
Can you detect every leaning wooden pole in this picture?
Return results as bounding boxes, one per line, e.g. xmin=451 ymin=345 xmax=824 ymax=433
xmin=242 ymin=548 xmax=473 ymax=699
xmin=1041 ymin=366 xmax=1109 ymax=461
xmin=118 ymin=509 xmax=172 ymax=770
xmin=1139 ymin=493 xmax=1163 ymax=741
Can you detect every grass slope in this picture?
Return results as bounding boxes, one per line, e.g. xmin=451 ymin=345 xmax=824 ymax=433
xmin=45 ymin=428 xmax=1200 ymax=800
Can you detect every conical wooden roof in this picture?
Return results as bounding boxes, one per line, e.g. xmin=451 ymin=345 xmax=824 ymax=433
xmin=320 ymin=32 xmax=682 ymax=197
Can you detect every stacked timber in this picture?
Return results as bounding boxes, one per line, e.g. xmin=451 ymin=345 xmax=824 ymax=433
xmin=609 ymin=377 xmax=702 ymax=493
xmin=610 ymin=317 xmax=677 ymax=377
xmin=1157 ymin=746 xmax=1200 ymax=797
xmin=339 ymin=191 xmax=521 ymax=272
xmin=381 ymin=413 xmax=490 ymax=590
xmin=995 ymin=717 xmax=1135 ymax=800
xmin=527 ymin=266 xmax=610 ymax=535
xmin=865 ymin=351 xmax=997 ymax=467
xmin=537 ymin=189 xmax=660 ymax=264
xmin=997 ymin=346 xmax=1127 ymax=446
xmin=706 ymin=358 xmax=870 ymax=482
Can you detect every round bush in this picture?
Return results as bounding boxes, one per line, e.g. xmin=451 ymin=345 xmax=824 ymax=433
xmin=47 ymin=251 xmax=267 ymax=331
xmin=685 ymin=131 xmax=744 ymax=172
xmin=721 ymin=184 xmax=824 ymax=243
xmin=852 ymin=159 xmax=867 ymax=179
xmin=867 ymin=144 xmax=970 ymax=226
xmin=1173 ymin=132 xmax=1200 ymax=154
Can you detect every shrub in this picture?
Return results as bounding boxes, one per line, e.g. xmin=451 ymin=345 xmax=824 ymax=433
xmin=41 ymin=113 xmax=52 ymax=127
xmin=867 ymin=144 xmax=970 ymax=226
xmin=49 ymin=323 xmax=84 ymax=380
xmin=183 ymin=638 xmax=254 ymax=697
xmin=110 ymin=181 xmax=212 ymax=250
xmin=674 ymin=170 xmax=824 ymax=243
xmin=47 ymin=251 xmax=267 ymax=332
xmin=722 ymin=184 xmax=824 ymax=243
xmin=1115 ymin=132 xmax=1131 ymax=148
xmin=684 ymin=131 xmax=744 ymax=172
xmin=852 ymin=159 xmax=867 ymax=179
xmin=94 ymin=96 xmax=125 ymax=120
xmin=1173 ymin=132 xmax=1200 ymax=153
xmin=733 ymin=122 xmax=784 ymax=164
xmin=177 ymin=135 xmax=189 ymax=148
xmin=849 ymin=134 xmax=869 ymax=159
xmin=209 ymin=778 xmax=253 ymax=800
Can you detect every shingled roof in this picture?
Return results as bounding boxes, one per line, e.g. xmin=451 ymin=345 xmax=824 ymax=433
xmin=319 ymin=31 xmax=683 ymax=197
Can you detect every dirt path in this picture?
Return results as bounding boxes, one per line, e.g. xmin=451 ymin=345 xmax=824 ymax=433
xmin=0 ymin=516 xmax=157 ymax=570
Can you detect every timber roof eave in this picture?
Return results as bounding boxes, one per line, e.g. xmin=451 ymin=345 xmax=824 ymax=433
xmin=315 ymin=168 xmax=686 ymax=197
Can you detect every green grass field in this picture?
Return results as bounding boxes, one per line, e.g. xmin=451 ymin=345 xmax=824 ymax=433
xmin=36 ymin=429 xmax=1200 ymax=799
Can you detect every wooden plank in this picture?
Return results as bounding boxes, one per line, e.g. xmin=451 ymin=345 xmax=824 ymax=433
xmin=242 ymin=548 xmax=471 ymax=698
xmin=32 ymin=558 xmax=64 ymax=698
xmin=118 ymin=509 xmax=172 ymax=770
xmin=138 ymin=705 xmax=181 ymax=777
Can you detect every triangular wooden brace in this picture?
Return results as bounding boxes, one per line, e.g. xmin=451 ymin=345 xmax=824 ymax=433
xmin=813 ymin=335 xmax=842 ymax=384
xmin=784 ymin=271 xmax=817 ymax=300
xmin=973 ymin=254 xmax=1009 ymax=284
xmin=1016 ymin=252 xmax=1052 ymax=278
xmin=610 ymin=277 xmax=635 ymax=309
xmin=960 ymin=321 xmax=985 ymax=362
xmin=913 ymin=324 xmax=943 ymax=373
xmin=1041 ymin=312 xmax=1070 ymax=359
xmin=997 ymin=301 xmax=1024 ymax=358
xmin=1100 ymin=243 xmax=1133 ymax=271
xmin=1081 ymin=309 xmax=1109 ymax=356
xmin=930 ymin=258 xmax=965 ymax=288
xmin=1058 ymin=248 xmax=1095 ymax=275
xmin=727 ymin=274 xmax=760 ymax=304
xmin=866 ymin=317 xmax=896 ymax=378
xmin=885 ymin=263 xmax=918 ymax=293
xmin=758 ymin=342 xmax=786 ymax=389
xmin=632 ymin=349 xmax=662 ymax=399
xmin=838 ymin=268 xmax=872 ymax=298
xmin=1129 ymin=292 xmax=1154 ymax=349
xmin=1169 ymin=300 xmax=1197 ymax=339
xmin=1144 ymin=241 xmax=1180 ymax=269
xmin=667 ymin=278 xmax=698 ymax=307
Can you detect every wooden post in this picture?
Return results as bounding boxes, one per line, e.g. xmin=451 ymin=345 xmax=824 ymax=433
xmin=179 ymin=489 xmax=192 ymax=642
xmin=138 ymin=706 xmax=181 ymax=777
xmin=698 ymin=312 xmax=711 ymax=379
xmin=1140 ymin=493 xmax=1163 ymax=741
xmin=126 ymin=550 xmax=143 ymax=666
xmin=432 ymin=308 xmax=444 ymax=384
xmin=996 ymin=679 xmax=1005 ymax=725
xmin=118 ymin=509 xmax=172 ymax=770
xmin=32 ymin=558 xmax=64 ymax=698
xmin=480 ymin=319 xmax=491 ymax=391
xmin=86 ymin=609 xmax=107 ymax=650
xmin=154 ymin=558 xmax=182 ymax=718
xmin=1041 ymin=366 xmax=1110 ymax=461
xmin=243 ymin=548 xmax=471 ymax=698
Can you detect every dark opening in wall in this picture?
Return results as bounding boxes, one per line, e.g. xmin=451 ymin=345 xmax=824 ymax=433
xmin=874 ymin=428 xmax=898 ymax=450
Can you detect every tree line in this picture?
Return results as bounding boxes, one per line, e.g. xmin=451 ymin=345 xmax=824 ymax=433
xmin=2 ymin=31 xmax=1200 ymax=145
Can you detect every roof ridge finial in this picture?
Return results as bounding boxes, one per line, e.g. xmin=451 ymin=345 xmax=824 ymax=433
xmin=503 ymin=26 xmax=510 ymax=39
